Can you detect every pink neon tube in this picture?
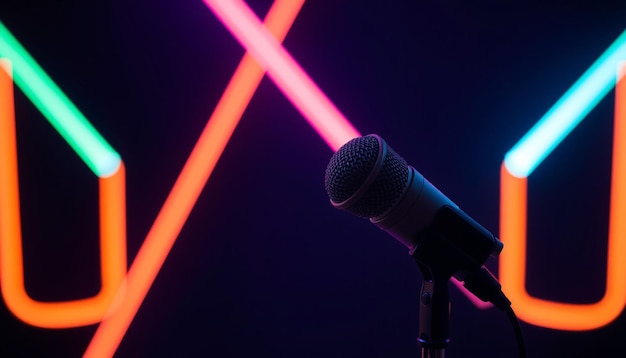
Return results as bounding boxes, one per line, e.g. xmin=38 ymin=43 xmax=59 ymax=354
xmin=203 ymin=0 xmax=360 ymax=151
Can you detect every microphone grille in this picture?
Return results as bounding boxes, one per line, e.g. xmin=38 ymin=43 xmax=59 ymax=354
xmin=325 ymin=135 xmax=409 ymax=218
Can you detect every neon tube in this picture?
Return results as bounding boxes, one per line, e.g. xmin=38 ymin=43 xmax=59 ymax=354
xmin=203 ymin=0 xmax=360 ymax=151
xmin=0 ymin=21 xmax=121 ymax=177
xmin=499 ymin=62 xmax=626 ymax=330
xmin=84 ymin=1 xmax=306 ymax=356
xmin=504 ymin=29 xmax=626 ymax=178
xmin=0 ymin=60 xmax=127 ymax=328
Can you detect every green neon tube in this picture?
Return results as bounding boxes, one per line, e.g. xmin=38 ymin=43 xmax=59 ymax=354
xmin=0 ymin=20 xmax=120 ymax=178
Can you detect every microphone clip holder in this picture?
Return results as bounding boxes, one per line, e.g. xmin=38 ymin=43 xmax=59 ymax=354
xmin=409 ymin=205 xmax=503 ymax=357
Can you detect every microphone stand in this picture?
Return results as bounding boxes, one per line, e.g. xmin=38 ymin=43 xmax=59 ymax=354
xmin=410 ymin=231 xmax=454 ymax=358
xmin=416 ymin=277 xmax=451 ymax=358
xmin=409 ymin=206 xmax=504 ymax=357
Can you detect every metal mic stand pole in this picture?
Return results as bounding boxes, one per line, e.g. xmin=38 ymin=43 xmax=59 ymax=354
xmin=408 ymin=205 xmax=505 ymax=357
xmin=416 ymin=275 xmax=450 ymax=358
xmin=410 ymin=231 xmax=457 ymax=358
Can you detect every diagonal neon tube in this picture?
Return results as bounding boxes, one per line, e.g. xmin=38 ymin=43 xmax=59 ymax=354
xmin=504 ymin=29 xmax=626 ymax=178
xmin=0 ymin=21 xmax=121 ymax=178
xmin=83 ymin=1 xmax=307 ymax=356
xmin=203 ymin=0 xmax=360 ymax=151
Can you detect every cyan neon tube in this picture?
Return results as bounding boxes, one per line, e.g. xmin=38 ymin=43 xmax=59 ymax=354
xmin=504 ymin=29 xmax=626 ymax=178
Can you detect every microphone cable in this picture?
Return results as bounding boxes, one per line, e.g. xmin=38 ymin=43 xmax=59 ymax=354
xmin=504 ymin=305 xmax=527 ymax=358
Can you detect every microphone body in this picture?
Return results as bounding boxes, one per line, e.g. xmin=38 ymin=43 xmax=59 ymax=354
xmin=324 ymin=133 xmax=514 ymax=353
xmin=325 ymin=134 xmax=502 ymax=262
xmin=324 ymin=134 xmax=507 ymax=306
xmin=370 ymin=165 xmax=455 ymax=250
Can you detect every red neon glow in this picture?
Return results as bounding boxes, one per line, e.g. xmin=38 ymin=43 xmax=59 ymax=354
xmin=203 ymin=0 xmax=360 ymax=151
xmin=498 ymin=64 xmax=626 ymax=330
xmin=84 ymin=1 xmax=306 ymax=356
xmin=0 ymin=59 xmax=127 ymax=328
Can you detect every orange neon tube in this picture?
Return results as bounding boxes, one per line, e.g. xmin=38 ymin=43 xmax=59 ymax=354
xmin=203 ymin=0 xmax=360 ymax=151
xmin=84 ymin=1 xmax=306 ymax=356
xmin=0 ymin=59 xmax=127 ymax=328
xmin=499 ymin=64 xmax=626 ymax=330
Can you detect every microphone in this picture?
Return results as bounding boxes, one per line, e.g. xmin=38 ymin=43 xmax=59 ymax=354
xmin=324 ymin=134 xmax=509 ymax=310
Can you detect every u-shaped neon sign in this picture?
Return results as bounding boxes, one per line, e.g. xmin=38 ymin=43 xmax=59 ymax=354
xmin=500 ymin=29 xmax=626 ymax=330
xmin=0 ymin=24 xmax=127 ymax=328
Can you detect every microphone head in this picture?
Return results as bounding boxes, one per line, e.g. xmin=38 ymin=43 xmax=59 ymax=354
xmin=324 ymin=134 xmax=409 ymax=218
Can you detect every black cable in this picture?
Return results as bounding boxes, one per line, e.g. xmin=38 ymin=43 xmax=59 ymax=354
xmin=504 ymin=305 xmax=527 ymax=358
xmin=461 ymin=268 xmax=527 ymax=357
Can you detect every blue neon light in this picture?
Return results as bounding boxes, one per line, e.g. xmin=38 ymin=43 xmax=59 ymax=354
xmin=504 ymin=29 xmax=626 ymax=178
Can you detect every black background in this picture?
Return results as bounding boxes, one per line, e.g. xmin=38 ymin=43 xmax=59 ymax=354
xmin=1 ymin=0 xmax=626 ymax=357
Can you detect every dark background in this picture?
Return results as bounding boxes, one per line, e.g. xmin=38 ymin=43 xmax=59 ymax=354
xmin=1 ymin=0 xmax=625 ymax=357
